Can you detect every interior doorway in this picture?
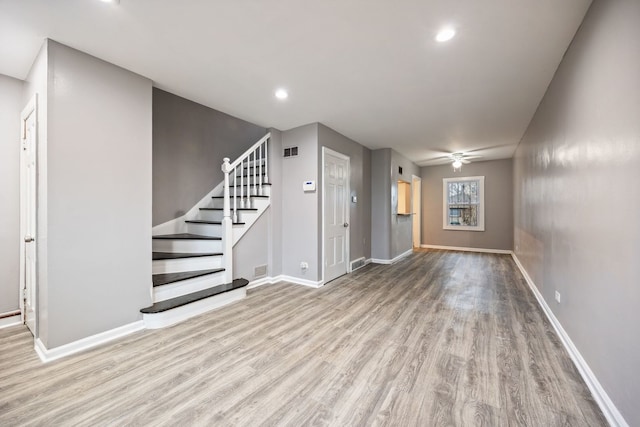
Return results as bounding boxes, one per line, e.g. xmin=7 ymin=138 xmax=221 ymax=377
xmin=322 ymin=147 xmax=350 ymax=283
xmin=20 ymin=95 xmax=37 ymax=335
xmin=412 ymin=175 xmax=421 ymax=249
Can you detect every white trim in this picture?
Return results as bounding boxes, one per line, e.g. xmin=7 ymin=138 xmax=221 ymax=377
xmin=321 ymin=147 xmax=350 ymax=282
xmin=370 ymin=249 xmax=413 ymax=265
xmin=443 ymin=175 xmax=485 ymax=232
xmin=420 ymin=244 xmax=512 ymax=254
xmin=143 ymin=287 xmax=246 ymax=329
xmin=511 ymin=253 xmax=629 ymax=427
xmin=246 ymin=275 xmax=324 ymax=289
xmin=276 ymin=275 xmax=324 ymax=288
xmin=34 ymin=321 xmax=145 ymax=363
xmin=0 ymin=313 xmax=22 ymax=329
xmin=246 ymin=276 xmax=274 ymax=290
xmin=153 ymin=270 xmax=226 ymax=302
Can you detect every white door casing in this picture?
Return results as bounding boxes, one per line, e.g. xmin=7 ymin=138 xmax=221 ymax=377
xmin=322 ymin=148 xmax=350 ymax=283
xmin=412 ymin=175 xmax=421 ymax=248
xmin=20 ymin=95 xmax=37 ymax=335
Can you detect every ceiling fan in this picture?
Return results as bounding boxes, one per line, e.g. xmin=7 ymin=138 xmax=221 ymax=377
xmin=425 ymin=152 xmax=483 ymax=171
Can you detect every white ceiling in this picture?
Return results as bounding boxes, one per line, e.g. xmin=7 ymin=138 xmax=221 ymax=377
xmin=0 ymin=0 xmax=591 ymax=165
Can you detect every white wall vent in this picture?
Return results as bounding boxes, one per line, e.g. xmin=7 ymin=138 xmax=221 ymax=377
xmin=254 ymin=264 xmax=268 ymax=278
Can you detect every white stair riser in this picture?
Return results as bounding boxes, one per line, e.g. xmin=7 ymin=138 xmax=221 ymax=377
xmin=154 ymin=270 xmax=227 ymax=302
xmin=153 ymin=256 xmax=223 ymax=274
xmin=144 ymin=287 xmax=246 ymax=329
xmin=199 ymin=209 xmax=258 ymax=223
xmin=198 ymin=210 xmax=224 ymax=221
xmin=152 ymin=239 xmax=222 ymax=253
xmin=185 ymin=222 xmax=222 ymax=237
xmin=210 ymin=195 xmax=270 ymax=210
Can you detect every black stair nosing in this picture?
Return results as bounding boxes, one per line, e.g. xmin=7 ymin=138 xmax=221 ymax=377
xmin=141 ymin=278 xmax=249 ymax=314
xmin=200 ymin=207 xmax=258 ymax=211
xmin=152 ymin=268 xmax=225 ymax=287
xmin=185 ymin=220 xmax=245 ymax=225
xmin=152 ymin=252 xmax=223 ymax=261
xmin=212 ymin=195 xmax=269 ymax=199
xmin=153 ymin=233 xmax=221 ymax=241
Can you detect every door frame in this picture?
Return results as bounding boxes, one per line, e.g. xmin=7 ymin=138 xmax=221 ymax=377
xmin=20 ymin=94 xmax=37 ymax=331
xmin=321 ymin=147 xmax=350 ymax=283
xmin=412 ymin=174 xmax=421 ymax=248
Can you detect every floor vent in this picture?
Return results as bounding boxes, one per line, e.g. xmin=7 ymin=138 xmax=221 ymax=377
xmin=350 ymin=258 xmax=366 ymax=271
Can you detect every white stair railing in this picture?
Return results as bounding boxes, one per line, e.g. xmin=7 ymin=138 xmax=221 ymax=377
xmin=221 ymin=132 xmax=270 ymax=282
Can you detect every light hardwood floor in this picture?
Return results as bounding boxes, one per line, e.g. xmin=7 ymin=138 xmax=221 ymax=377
xmin=0 ymin=250 xmax=606 ymax=426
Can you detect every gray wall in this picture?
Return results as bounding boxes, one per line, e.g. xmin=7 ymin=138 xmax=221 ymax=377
xmin=422 ymin=159 xmax=513 ymax=251
xmin=40 ymin=41 xmax=153 ymax=348
xmin=233 ymin=208 xmax=269 ymax=281
xmin=153 ymin=88 xmax=266 ymax=225
xmin=513 ymin=0 xmax=639 ymax=424
xmin=390 ymin=150 xmax=420 ymax=258
xmin=266 ymin=128 xmax=283 ymax=277
xmin=370 ymin=149 xmax=392 ymax=260
xmin=0 ymin=74 xmax=23 ymax=314
xmin=281 ymin=123 xmax=319 ymax=281
xmin=317 ymin=124 xmax=372 ymax=266
xmin=370 ymin=149 xmax=420 ymax=260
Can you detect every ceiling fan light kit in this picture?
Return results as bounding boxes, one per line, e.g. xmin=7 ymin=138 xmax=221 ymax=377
xmin=451 ymin=153 xmax=464 ymax=171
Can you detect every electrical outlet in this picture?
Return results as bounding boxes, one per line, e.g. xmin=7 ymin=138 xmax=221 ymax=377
xmin=555 ymin=291 xmax=561 ymax=303
xmin=300 ymin=262 xmax=309 ymax=270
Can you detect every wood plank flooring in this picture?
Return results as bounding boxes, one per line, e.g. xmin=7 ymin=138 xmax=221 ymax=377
xmin=0 ymin=250 xmax=607 ymax=426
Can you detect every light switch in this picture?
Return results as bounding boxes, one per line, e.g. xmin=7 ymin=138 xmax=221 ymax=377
xmin=303 ymin=180 xmax=316 ymax=192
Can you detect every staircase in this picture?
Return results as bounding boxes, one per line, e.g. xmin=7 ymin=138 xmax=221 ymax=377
xmin=141 ymin=133 xmax=271 ymax=328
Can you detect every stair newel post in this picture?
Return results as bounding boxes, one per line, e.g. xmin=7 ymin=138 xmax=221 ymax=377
xmin=221 ymin=157 xmax=233 ymax=283
xmin=264 ymin=138 xmax=269 ymax=184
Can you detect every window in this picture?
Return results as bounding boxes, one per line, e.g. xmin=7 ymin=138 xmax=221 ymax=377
xmin=443 ymin=176 xmax=485 ymax=231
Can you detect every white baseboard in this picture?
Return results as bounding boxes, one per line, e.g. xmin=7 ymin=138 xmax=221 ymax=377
xmin=511 ymin=253 xmax=628 ymax=427
xmin=246 ymin=274 xmax=324 ymax=289
xmin=247 ymin=276 xmax=273 ymax=290
xmin=371 ymin=249 xmax=413 ymax=265
xmin=420 ymin=244 xmax=512 ymax=254
xmin=35 ymin=321 xmax=145 ymax=363
xmin=0 ymin=312 xmax=22 ymax=329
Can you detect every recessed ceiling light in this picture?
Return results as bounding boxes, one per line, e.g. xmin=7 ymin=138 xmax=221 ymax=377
xmin=436 ymin=27 xmax=456 ymax=42
xmin=275 ymin=89 xmax=288 ymax=100
xmin=100 ymin=0 xmax=120 ymax=3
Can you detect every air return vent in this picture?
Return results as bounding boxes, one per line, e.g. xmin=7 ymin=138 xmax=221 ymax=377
xmin=254 ymin=264 xmax=268 ymax=278
xmin=283 ymin=146 xmax=298 ymax=158
xmin=350 ymin=258 xmax=367 ymax=271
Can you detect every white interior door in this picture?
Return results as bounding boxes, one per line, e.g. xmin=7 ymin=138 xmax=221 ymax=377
xmin=323 ymin=148 xmax=349 ymax=283
xmin=21 ymin=96 xmax=37 ymax=335
xmin=412 ymin=175 xmax=421 ymax=248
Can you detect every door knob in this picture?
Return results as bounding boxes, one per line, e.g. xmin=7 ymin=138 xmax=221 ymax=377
xmin=343 ymin=223 xmax=349 ymax=227
xmin=24 ymin=236 xmax=34 ymax=242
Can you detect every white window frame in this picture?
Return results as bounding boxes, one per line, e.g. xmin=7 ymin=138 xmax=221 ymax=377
xmin=443 ymin=176 xmax=485 ymax=231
